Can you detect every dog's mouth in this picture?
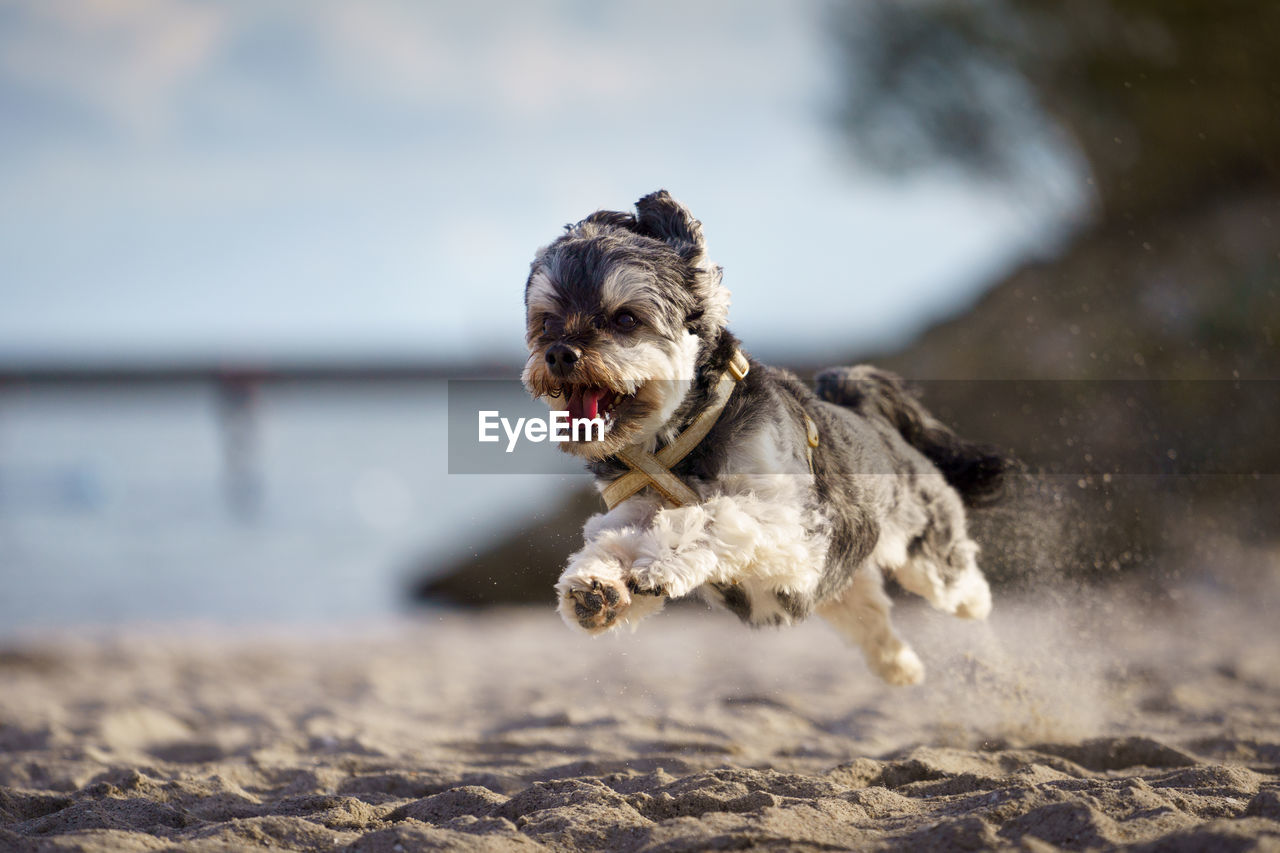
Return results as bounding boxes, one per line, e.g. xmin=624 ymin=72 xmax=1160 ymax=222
xmin=563 ymin=384 xmax=636 ymax=432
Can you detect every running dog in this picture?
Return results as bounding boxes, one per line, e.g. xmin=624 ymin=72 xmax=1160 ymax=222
xmin=521 ymin=190 xmax=1004 ymax=684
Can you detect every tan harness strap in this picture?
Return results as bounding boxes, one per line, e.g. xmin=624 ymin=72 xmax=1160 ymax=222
xmin=601 ymin=349 xmax=750 ymax=510
xmin=614 ymin=446 xmax=701 ymax=507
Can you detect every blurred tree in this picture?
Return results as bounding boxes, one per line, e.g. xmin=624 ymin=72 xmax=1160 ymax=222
xmin=829 ymin=0 xmax=1280 ymax=382
xmin=834 ymin=1 xmax=1280 ymax=222
xmin=832 ymin=1 xmax=1280 ymax=584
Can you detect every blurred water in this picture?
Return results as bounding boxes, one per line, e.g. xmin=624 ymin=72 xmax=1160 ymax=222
xmin=0 ymin=381 xmax=572 ymax=637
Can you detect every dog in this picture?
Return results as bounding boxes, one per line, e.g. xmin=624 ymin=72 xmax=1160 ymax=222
xmin=521 ymin=190 xmax=1005 ymax=685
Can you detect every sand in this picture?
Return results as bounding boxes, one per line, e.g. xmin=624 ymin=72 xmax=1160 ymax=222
xmin=2 ymin=573 xmax=1280 ymax=852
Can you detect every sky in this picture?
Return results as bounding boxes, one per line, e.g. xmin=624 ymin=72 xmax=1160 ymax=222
xmin=0 ymin=0 xmax=1088 ymax=366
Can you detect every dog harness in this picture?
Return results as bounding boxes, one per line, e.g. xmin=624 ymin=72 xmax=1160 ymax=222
xmin=600 ymin=350 xmax=820 ymax=510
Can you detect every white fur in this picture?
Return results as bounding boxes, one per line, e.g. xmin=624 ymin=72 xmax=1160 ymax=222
xmin=522 ymin=329 xmax=701 ymax=450
xmin=558 ymin=410 xmax=831 ymax=635
xmin=599 ymin=266 xmax=652 ymax=314
xmin=695 ymin=262 xmax=731 ymax=332
xmin=817 ymin=565 xmax=926 ymax=686
xmin=525 ymin=268 xmax=559 ymax=321
xmin=643 ymin=330 xmax=701 ymax=447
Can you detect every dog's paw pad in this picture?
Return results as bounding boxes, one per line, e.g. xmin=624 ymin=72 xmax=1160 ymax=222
xmin=565 ymin=577 xmax=629 ymax=633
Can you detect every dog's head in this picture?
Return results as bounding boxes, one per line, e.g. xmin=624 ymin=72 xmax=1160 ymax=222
xmin=522 ymin=190 xmax=732 ymax=460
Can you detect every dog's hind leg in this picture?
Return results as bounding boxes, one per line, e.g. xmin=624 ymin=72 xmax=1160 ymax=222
xmin=817 ymin=564 xmax=925 ymax=686
xmin=891 ymin=489 xmax=992 ymax=621
xmin=895 ymin=537 xmax=992 ymax=621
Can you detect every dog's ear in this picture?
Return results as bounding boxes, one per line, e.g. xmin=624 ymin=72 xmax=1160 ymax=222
xmin=635 ymin=190 xmax=706 ymax=265
xmin=636 ymin=190 xmax=730 ymax=335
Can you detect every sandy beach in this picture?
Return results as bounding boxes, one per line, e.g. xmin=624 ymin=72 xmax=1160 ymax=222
xmin=2 ymin=568 xmax=1279 ymax=852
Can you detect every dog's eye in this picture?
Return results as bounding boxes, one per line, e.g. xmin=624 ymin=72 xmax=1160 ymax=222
xmin=541 ymin=316 xmax=559 ymax=335
xmin=614 ymin=312 xmax=638 ymax=331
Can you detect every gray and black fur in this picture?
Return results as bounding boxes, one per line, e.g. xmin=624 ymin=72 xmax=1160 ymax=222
xmin=525 ymin=190 xmax=1005 ymax=685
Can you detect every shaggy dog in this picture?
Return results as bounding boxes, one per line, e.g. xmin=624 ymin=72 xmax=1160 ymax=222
xmin=522 ymin=190 xmax=1004 ymax=684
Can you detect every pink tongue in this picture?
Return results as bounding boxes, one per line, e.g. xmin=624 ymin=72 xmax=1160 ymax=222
xmin=568 ymin=388 xmax=607 ymax=422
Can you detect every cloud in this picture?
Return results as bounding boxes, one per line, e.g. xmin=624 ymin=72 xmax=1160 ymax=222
xmin=0 ymin=0 xmax=226 ymax=140
xmin=0 ymin=1 xmax=1079 ymax=362
xmin=1 ymin=1 xmax=821 ymax=151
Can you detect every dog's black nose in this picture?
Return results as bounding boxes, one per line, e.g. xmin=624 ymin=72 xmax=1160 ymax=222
xmin=545 ymin=344 xmax=580 ymax=378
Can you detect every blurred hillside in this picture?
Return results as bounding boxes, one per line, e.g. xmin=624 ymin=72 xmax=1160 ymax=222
xmin=834 ymin=0 xmax=1280 ymax=586
xmin=857 ymin=189 xmax=1279 ymax=588
xmin=414 ymin=0 xmax=1279 ymax=606
xmin=870 ymin=192 xmax=1278 ymax=382
xmin=833 ymin=2 xmax=1280 ymax=224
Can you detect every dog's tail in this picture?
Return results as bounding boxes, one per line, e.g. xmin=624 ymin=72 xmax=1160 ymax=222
xmin=815 ymin=365 xmax=1007 ymax=507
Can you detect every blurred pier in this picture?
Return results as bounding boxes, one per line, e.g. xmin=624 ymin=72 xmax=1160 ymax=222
xmin=0 ymin=360 xmax=513 ymax=386
xmin=0 ymin=359 xmax=513 ymax=520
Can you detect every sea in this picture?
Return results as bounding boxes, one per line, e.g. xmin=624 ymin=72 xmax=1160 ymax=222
xmin=0 ymin=380 xmax=578 ymax=639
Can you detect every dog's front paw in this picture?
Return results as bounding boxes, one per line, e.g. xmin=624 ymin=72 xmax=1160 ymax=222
xmin=559 ymin=575 xmax=631 ymax=634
